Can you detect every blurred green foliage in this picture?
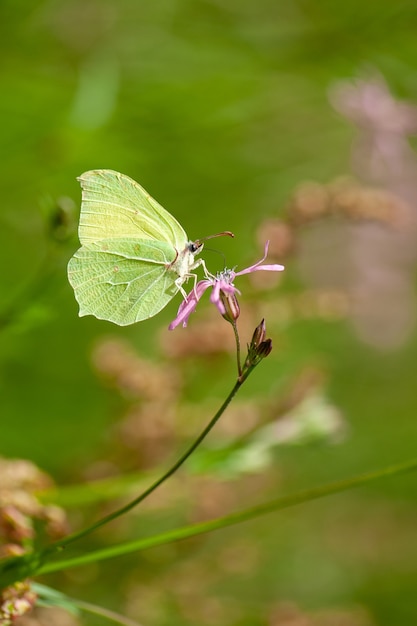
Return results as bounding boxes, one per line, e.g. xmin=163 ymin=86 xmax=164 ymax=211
xmin=1 ymin=1 xmax=417 ymax=625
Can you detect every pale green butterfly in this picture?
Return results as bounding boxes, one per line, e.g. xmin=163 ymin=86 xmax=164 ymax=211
xmin=67 ymin=169 xmax=232 ymax=325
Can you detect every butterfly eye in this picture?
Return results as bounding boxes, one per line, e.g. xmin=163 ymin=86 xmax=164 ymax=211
xmin=188 ymin=241 xmax=204 ymax=254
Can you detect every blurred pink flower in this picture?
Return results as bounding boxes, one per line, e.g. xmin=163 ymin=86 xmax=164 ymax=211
xmin=328 ymin=73 xmax=417 ymax=348
xmin=169 ymin=242 xmax=284 ymax=330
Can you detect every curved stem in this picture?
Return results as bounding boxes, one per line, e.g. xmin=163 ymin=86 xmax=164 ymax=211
xmin=37 ymin=456 xmax=417 ymax=576
xmin=34 ymin=583 xmax=143 ymax=626
xmin=73 ymin=598 xmax=144 ymax=626
xmin=41 ymin=377 xmax=244 ymax=557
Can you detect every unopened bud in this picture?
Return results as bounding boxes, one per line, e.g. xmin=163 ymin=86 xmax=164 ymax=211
xmin=244 ymin=319 xmax=273 ymax=372
xmin=257 ymin=338 xmax=272 ymax=358
xmin=219 ymin=290 xmax=240 ymax=323
xmin=250 ymin=319 xmax=266 ymax=349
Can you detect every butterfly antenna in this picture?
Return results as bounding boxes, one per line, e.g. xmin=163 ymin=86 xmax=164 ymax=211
xmin=203 ymin=246 xmax=227 ymax=266
xmin=197 ymin=231 xmax=234 ymax=243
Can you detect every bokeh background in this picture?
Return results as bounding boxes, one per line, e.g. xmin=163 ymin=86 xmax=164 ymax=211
xmin=1 ymin=1 xmax=417 ymax=625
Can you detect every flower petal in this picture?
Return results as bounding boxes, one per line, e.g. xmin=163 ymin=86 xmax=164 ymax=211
xmin=210 ymin=279 xmax=239 ymax=315
xmin=169 ymin=241 xmax=285 ymax=330
xmin=234 ymin=241 xmax=285 ymax=276
xmin=168 ymin=280 xmax=212 ymax=330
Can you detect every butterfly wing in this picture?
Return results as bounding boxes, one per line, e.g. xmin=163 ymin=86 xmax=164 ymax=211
xmin=77 ymin=170 xmax=188 ymax=249
xmin=68 ymin=238 xmax=178 ymax=325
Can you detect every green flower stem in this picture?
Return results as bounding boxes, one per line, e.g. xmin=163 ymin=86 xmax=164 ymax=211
xmin=34 ymin=582 xmax=143 ymax=626
xmin=41 ymin=377 xmax=244 ymax=558
xmin=231 ymin=320 xmax=242 ymax=377
xmin=70 ymin=598 xmax=144 ymax=626
xmin=38 ymin=457 xmax=417 ymax=576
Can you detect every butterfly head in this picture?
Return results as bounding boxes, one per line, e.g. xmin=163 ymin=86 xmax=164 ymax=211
xmin=190 ymin=231 xmax=234 ymax=256
xmin=187 ymin=240 xmax=204 ymax=256
xmin=169 ymin=231 xmax=235 ymax=294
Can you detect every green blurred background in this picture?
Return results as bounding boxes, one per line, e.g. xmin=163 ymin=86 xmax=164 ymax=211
xmin=1 ymin=1 xmax=417 ymax=625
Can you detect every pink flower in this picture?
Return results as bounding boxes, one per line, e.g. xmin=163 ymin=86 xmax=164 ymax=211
xmin=169 ymin=242 xmax=284 ymax=330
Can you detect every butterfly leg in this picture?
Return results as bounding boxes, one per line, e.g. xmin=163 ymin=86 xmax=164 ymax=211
xmin=175 ymin=272 xmax=199 ymax=300
xmin=191 ymin=258 xmax=215 ymax=280
xmin=173 ymin=258 xmax=215 ymax=302
xmin=176 ymin=282 xmax=189 ymax=300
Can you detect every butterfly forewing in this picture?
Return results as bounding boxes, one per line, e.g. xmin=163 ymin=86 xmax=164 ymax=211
xmin=68 ymin=239 xmax=178 ymax=325
xmin=77 ymin=170 xmax=188 ymax=250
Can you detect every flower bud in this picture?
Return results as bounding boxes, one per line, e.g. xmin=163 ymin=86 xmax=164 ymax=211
xmin=250 ymin=319 xmax=266 ymax=349
xmin=219 ymin=290 xmax=240 ymax=324
xmin=244 ymin=319 xmax=273 ymax=371
xmin=257 ymin=338 xmax=272 ymax=358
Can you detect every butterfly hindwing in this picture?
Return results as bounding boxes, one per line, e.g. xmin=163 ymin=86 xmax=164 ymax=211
xmin=68 ymin=239 xmax=178 ymax=325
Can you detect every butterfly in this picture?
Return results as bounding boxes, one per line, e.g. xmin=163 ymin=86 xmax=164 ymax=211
xmin=67 ymin=169 xmax=231 ymax=326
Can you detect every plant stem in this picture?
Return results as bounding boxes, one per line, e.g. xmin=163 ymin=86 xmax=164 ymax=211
xmin=37 ymin=456 xmax=417 ymax=576
xmin=73 ymin=598 xmax=144 ymax=626
xmin=231 ymin=320 xmax=242 ymax=377
xmin=41 ymin=377 xmax=244 ymax=558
